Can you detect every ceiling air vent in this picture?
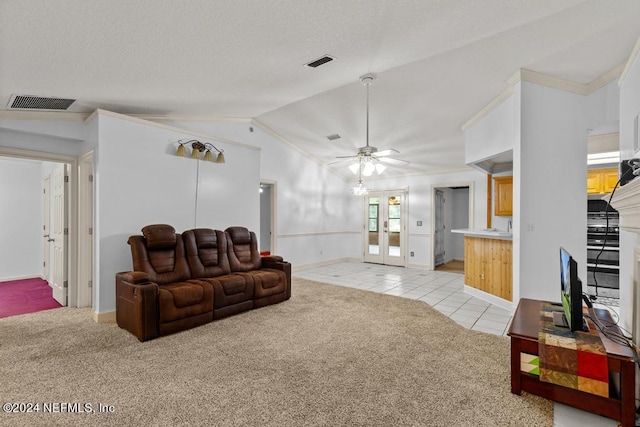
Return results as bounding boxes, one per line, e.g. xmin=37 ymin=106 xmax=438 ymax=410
xmin=326 ymin=133 xmax=341 ymax=141
xmin=7 ymin=94 xmax=76 ymax=111
xmin=305 ymin=55 xmax=335 ymax=68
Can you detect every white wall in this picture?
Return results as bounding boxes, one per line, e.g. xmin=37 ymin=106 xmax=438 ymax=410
xmin=519 ymin=82 xmax=588 ymax=302
xmin=619 ymin=42 xmax=640 ymax=335
xmin=0 ymin=157 xmax=44 ymax=280
xmin=94 ymin=112 xmax=261 ymax=313
xmin=362 ymin=169 xmax=486 ymax=269
xmin=155 ymin=120 xmax=363 ymax=267
xmin=0 ymin=119 xmax=89 ymax=156
xmin=465 ymin=91 xmax=518 ymax=164
xmin=466 ymin=79 xmax=619 ymax=306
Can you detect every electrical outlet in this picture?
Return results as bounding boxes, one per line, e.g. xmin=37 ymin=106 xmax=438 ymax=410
xmin=417 ymin=221 xmax=422 ymax=226
xmin=410 ymin=251 xmax=415 ymax=257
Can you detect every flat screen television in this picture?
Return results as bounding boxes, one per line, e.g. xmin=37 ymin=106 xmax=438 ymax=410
xmin=559 ymin=247 xmax=586 ymax=331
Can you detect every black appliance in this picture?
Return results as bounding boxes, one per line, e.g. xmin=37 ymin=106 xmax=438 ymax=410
xmin=587 ymin=199 xmax=619 ymax=298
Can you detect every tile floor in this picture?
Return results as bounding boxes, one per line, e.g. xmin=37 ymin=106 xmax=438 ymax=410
xmin=293 ymin=260 xmax=513 ymax=336
xmin=293 ymin=260 xmax=620 ymax=426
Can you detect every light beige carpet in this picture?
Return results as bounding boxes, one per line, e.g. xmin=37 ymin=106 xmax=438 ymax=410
xmin=0 ymin=278 xmax=552 ymax=426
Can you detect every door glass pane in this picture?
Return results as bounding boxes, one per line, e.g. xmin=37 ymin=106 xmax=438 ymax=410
xmin=368 ymin=197 xmax=380 ymax=255
xmin=387 ymin=196 xmax=401 ymax=257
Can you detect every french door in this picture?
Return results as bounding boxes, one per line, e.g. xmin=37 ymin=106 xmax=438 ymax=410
xmin=363 ymin=190 xmax=406 ymax=266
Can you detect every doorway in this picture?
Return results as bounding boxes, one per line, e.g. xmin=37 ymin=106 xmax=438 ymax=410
xmin=259 ymin=181 xmax=276 ymax=255
xmin=0 ymin=147 xmax=93 ymax=309
xmin=432 ymin=184 xmax=472 ymax=272
xmin=363 ymin=190 xmax=407 ymax=267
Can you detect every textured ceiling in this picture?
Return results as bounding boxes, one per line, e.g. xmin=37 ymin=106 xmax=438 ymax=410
xmin=1 ymin=0 xmax=639 ymax=178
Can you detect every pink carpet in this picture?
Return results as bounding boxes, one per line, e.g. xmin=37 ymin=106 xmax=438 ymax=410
xmin=0 ymin=278 xmax=62 ymax=319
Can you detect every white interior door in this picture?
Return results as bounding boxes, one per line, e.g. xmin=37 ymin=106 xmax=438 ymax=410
xmin=52 ymin=164 xmax=68 ymax=306
xmin=42 ymin=175 xmax=51 ymax=283
xmin=364 ymin=190 xmax=406 ymax=266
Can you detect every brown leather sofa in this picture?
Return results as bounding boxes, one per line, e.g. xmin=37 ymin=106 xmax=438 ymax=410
xmin=116 ymin=224 xmax=291 ymax=341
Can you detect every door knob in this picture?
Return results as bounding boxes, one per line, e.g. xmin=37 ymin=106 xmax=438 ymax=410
xmin=43 ymin=234 xmax=49 ymax=238
xmin=47 ymin=238 xmax=55 ymax=242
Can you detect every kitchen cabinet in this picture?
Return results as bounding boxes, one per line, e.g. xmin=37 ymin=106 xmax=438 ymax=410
xmin=464 ymin=236 xmax=512 ymax=301
xmin=587 ymin=168 xmax=619 ymax=194
xmin=493 ymin=176 xmax=513 ymax=216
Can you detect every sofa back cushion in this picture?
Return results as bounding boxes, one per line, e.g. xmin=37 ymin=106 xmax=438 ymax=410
xmin=127 ymin=224 xmax=191 ymax=285
xmin=225 ymin=226 xmax=261 ymax=272
xmin=183 ymin=228 xmax=231 ymax=278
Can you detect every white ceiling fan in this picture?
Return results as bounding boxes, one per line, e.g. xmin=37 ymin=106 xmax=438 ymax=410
xmin=329 ymin=73 xmax=409 ymax=177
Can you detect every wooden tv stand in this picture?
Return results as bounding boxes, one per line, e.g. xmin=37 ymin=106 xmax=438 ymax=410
xmin=508 ymin=298 xmax=636 ymax=426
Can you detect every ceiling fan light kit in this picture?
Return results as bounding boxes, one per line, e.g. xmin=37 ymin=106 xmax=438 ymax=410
xmin=330 ymin=73 xmax=409 ymax=195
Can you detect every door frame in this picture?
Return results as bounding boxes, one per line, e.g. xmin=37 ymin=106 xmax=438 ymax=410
xmin=78 ymin=151 xmax=94 ymax=308
xmin=259 ymin=179 xmax=277 ymax=255
xmin=430 ymin=182 xmax=474 ymax=270
xmin=0 ymin=147 xmax=84 ymax=308
xmin=362 ymin=187 xmax=408 ymax=267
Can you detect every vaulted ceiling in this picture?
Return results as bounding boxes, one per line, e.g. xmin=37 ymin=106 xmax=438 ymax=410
xmin=2 ymin=1 xmax=639 ymax=178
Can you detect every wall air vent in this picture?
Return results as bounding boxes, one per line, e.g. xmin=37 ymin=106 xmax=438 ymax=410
xmin=305 ymin=55 xmax=335 ymax=68
xmin=7 ymin=94 xmax=76 ymax=111
xmin=326 ymin=133 xmax=341 ymax=141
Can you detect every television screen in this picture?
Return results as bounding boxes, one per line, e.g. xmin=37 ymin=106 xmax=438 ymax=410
xmin=560 ymin=247 xmax=572 ymax=326
xmin=559 ymin=247 xmax=585 ymax=331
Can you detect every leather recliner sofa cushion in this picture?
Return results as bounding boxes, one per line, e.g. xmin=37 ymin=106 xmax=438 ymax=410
xmin=225 ymin=226 xmax=286 ymax=299
xmin=183 ymin=228 xmax=254 ymax=313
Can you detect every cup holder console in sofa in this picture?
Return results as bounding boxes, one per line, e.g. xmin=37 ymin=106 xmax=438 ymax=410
xmin=116 ymin=224 xmax=291 ymax=341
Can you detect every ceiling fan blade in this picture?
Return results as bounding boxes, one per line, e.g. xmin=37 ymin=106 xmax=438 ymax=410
xmin=327 ymin=157 xmax=357 ymax=166
xmin=334 ymin=155 xmax=358 ymax=159
xmin=373 ymin=149 xmax=399 ymax=157
xmin=378 ymin=157 xmax=410 ymax=165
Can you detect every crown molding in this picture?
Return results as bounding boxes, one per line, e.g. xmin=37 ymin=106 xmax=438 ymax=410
xmin=250 ymin=118 xmax=348 ymax=182
xmin=132 ymin=114 xmax=252 ymax=123
xmin=619 ymin=34 xmax=640 ymax=87
xmin=588 ymin=63 xmax=626 ymax=93
xmin=461 ymin=85 xmax=515 ymax=132
xmin=0 ymin=110 xmax=89 ymax=121
xmin=463 ymin=65 xmax=625 ymax=132
xmin=519 ymin=68 xmax=589 ymax=95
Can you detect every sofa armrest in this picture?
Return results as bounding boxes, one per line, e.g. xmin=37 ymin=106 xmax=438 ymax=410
xmin=117 ymin=271 xmax=151 ymax=285
xmin=260 ymin=257 xmax=292 ymax=300
xmin=261 ymin=255 xmax=284 ymax=266
xmin=116 ymin=272 xmax=159 ymax=341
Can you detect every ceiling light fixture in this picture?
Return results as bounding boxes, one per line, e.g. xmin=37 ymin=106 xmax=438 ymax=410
xmin=176 ymin=139 xmax=225 ymax=163
xmin=328 ymin=74 xmax=409 ymax=194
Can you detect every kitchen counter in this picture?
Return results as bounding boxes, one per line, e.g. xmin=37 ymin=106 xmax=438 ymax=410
xmin=451 ymin=228 xmax=512 ymax=240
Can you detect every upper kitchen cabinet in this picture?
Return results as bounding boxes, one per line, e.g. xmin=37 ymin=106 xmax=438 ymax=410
xmin=587 ymin=168 xmax=618 ymax=194
xmin=493 ymin=176 xmax=513 ymax=216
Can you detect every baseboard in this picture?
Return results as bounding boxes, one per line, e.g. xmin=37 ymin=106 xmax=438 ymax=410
xmin=0 ymin=275 xmax=40 ymax=283
xmin=293 ymin=257 xmax=360 ymax=272
xmin=294 ymin=259 xmax=435 ymax=272
xmin=92 ymin=310 xmax=116 ymax=323
xmin=463 ymin=285 xmax=514 ymax=313
xmin=407 ymin=263 xmax=432 ymax=271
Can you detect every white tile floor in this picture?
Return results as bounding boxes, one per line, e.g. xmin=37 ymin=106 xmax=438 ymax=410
xmin=293 ymin=260 xmax=513 ymax=336
xmin=293 ymin=260 xmax=620 ymax=427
